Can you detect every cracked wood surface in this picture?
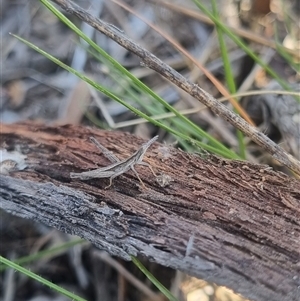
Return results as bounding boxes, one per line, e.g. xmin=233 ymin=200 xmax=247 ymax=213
xmin=1 ymin=121 xmax=299 ymax=301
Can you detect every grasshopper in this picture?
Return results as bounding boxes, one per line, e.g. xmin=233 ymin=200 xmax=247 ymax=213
xmin=70 ymin=136 xmax=158 ymax=188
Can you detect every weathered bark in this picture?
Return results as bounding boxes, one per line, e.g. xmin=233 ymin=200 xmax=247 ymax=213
xmin=0 ymin=122 xmax=299 ymax=301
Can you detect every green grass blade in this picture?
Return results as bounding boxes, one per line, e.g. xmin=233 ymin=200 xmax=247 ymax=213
xmin=192 ymin=0 xmax=291 ymax=91
xmin=211 ymin=1 xmax=236 ymax=92
xmin=211 ymin=0 xmax=246 ymax=159
xmin=0 ymin=256 xmax=87 ymax=301
xmin=0 ymin=238 xmax=85 ymax=271
xmin=131 ymin=256 xmax=180 ymax=301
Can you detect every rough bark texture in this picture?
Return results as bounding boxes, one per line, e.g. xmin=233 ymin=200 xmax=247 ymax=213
xmin=0 ymin=122 xmax=299 ymax=301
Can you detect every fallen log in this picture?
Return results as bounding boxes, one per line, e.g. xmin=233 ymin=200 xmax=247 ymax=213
xmin=1 ymin=121 xmax=299 ymax=301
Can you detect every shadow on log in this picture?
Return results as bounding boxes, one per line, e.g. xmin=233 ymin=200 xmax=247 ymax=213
xmin=1 ymin=122 xmax=299 ymax=301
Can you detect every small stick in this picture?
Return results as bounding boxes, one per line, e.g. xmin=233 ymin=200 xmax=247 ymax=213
xmin=70 ymin=136 xmax=158 ymax=189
